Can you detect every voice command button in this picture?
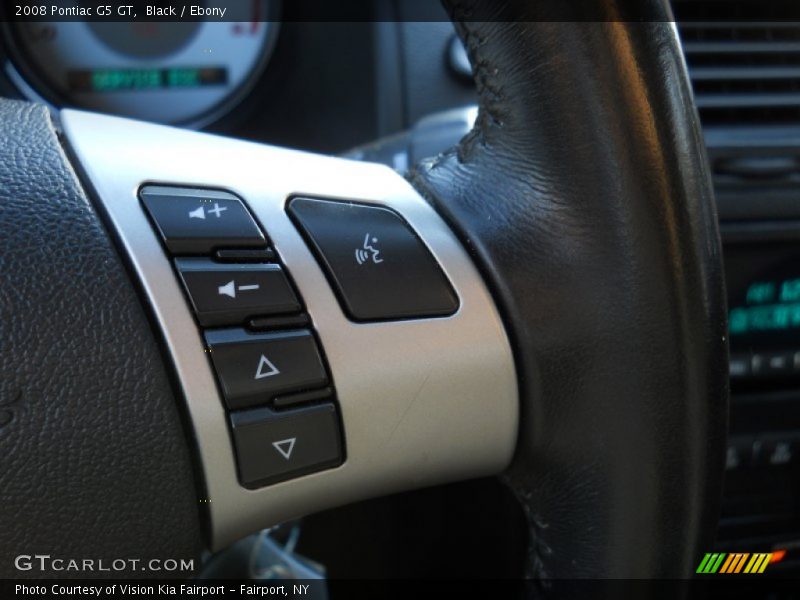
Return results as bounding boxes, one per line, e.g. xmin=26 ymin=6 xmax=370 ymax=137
xmin=287 ymin=197 xmax=459 ymax=321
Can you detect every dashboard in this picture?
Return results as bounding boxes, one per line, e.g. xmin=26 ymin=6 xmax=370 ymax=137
xmin=0 ymin=6 xmax=474 ymax=152
xmin=3 ymin=0 xmax=800 ymax=578
xmin=0 ymin=19 xmax=393 ymax=153
xmin=5 ymin=14 xmax=278 ymax=126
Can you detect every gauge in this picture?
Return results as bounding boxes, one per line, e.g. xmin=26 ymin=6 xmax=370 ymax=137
xmin=4 ymin=2 xmax=278 ymax=126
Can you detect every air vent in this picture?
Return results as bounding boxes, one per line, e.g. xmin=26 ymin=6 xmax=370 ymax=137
xmin=674 ymin=2 xmax=800 ymax=126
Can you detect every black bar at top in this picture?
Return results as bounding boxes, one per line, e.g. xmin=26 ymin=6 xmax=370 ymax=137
xmin=3 ymin=0 xmax=800 ymax=23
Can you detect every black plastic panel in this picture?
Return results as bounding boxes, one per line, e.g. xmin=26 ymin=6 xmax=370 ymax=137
xmin=140 ymin=186 xmax=265 ymax=254
xmin=205 ymin=328 xmax=329 ymax=411
xmin=288 ymin=197 xmax=458 ymax=321
xmin=230 ymin=403 xmax=343 ymax=488
xmin=176 ymin=258 xmax=300 ymax=327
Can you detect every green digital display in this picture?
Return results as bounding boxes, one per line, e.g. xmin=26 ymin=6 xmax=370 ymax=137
xmin=67 ymin=67 xmax=228 ymax=93
xmin=730 ymin=277 xmax=800 ymax=336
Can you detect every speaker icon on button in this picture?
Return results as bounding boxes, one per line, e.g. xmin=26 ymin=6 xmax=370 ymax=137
xmin=188 ymin=202 xmax=227 ymax=220
xmin=218 ymin=280 xmax=260 ymax=299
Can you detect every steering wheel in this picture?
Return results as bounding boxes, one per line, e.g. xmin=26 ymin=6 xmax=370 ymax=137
xmin=0 ymin=0 xmax=727 ymax=585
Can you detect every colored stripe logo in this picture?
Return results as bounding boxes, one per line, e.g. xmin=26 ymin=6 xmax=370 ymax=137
xmin=696 ymin=552 xmax=773 ymax=574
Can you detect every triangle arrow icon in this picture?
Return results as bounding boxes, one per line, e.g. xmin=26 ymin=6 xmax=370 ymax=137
xmin=272 ymin=438 xmax=296 ymax=460
xmin=254 ymin=354 xmax=280 ymax=379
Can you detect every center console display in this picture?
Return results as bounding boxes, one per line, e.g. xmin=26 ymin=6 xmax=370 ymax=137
xmin=726 ymin=244 xmax=800 ymax=381
xmin=719 ymin=240 xmax=800 ymax=560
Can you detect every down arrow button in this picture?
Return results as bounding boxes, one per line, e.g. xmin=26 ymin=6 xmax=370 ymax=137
xmin=231 ymin=404 xmax=343 ymax=487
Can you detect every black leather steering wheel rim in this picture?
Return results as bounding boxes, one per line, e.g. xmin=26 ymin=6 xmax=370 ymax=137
xmin=410 ymin=0 xmax=728 ymax=581
xmin=0 ymin=0 xmax=727 ymax=585
xmin=0 ymin=100 xmax=206 ymax=577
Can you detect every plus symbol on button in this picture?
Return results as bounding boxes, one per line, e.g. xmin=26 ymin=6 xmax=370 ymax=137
xmin=207 ymin=203 xmax=228 ymax=218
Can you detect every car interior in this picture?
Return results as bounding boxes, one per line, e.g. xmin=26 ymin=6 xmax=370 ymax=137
xmin=1 ymin=0 xmax=799 ymax=595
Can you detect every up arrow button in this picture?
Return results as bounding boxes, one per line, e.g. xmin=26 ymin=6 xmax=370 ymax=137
xmin=204 ymin=328 xmax=329 ymax=411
